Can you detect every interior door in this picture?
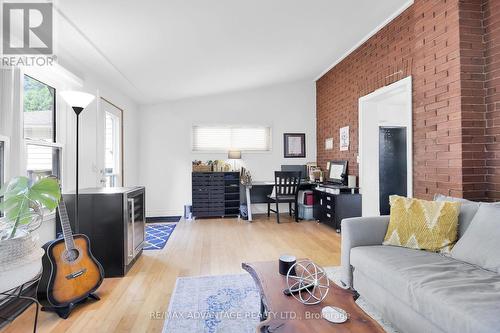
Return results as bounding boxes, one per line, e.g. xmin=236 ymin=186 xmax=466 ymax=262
xmin=98 ymin=98 xmax=123 ymax=187
xmin=379 ymin=127 xmax=407 ymax=215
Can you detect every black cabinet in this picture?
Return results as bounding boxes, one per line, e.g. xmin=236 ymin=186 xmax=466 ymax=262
xmin=192 ymin=172 xmax=240 ymax=218
xmin=313 ymin=188 xmax=361 ymax=231
xmin=59 ymin=187 xmax=145 ymax=277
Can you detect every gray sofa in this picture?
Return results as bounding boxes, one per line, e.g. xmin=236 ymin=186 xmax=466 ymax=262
xmin=341 ymin=200 xmax=500 ymax=333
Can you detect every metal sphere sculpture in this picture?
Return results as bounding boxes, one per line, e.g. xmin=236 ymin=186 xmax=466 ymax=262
xmin=286 ymin=260 xmax=330 ymax=305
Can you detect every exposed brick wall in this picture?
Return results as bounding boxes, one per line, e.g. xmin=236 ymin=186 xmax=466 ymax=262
xmin=459 ymin=0 xmax=488 ymax=200
xmin=317 ymin=0 xmax=500 ymax=200
xmin=483 ymin=0 xmax=500 ymax=200
xmin=317 ymin=0 xmax=463 ymax=200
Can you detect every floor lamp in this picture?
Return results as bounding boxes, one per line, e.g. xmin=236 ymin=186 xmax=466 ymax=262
xmin=60 ymin=91 xmax=95 ymax=232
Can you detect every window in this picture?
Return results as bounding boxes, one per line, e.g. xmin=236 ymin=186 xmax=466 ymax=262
xmin=0 ymin=140 xmax=4 ymax=186
xmin=23 ymin=75 xmax=61 ymax=182
xmin=23 ymin=75 xmax=56 ymax=142
xmin=0 ymin=140 xmax=4 ymax=217
xmin=104 ymin=111 xmax=121 ymax=187
xmin=0 ymin=137 xmax=8 ymax=218
xmin=26 ymin=143 xmax=61 ymax=182
xmin=192 ymin=126 xmax=272 ymax=151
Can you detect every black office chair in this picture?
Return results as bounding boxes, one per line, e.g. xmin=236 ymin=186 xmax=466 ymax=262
xmin=267 ymin=171 xmax=301 ymax=223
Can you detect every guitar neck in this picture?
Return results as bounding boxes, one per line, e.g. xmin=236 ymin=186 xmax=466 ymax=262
xmin=58 ymin=199 xmax=75 ymax=250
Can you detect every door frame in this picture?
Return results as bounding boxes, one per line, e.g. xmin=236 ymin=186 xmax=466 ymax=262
xmin=358 ymin=76 xmax=413 ymax=216
xmin=98 ymin=97 xmax=124 ymax=187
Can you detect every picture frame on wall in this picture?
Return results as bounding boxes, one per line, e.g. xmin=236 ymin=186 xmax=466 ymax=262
xmin=283 ymin=133 xmax=306 ymax=158
xmin=340 ymin=126 xmax=349 ymax=151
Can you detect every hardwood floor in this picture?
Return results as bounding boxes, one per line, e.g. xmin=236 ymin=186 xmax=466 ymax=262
xmin=2 ymin=215 xmax=341 ymax=333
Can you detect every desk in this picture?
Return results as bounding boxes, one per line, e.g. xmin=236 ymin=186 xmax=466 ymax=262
xmin=242 ymin=181 xmax=317 ymax=221
xmin=242 ymin=181 xmax=361 ymax=224
xmin=313 ymin=186 xmax=361 ymax=232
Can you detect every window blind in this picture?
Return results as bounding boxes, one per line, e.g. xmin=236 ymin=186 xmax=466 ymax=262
xmin=192 ymin=126 xmax=271 ymax=151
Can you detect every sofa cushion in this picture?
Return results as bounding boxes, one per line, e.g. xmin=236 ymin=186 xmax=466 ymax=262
xmin=351 ymin=246 xmax=500 ymax=333
xmin=434 ymin=194 xmax=480 ymax=238
xmin=451 ymin=204 xmax=500 ymax=274
xmin=383 ymin=195 xmax=461 ymax=253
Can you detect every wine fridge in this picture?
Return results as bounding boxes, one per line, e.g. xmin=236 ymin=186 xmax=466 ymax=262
xmin=60 ymin=187 xmax=146 ymax=277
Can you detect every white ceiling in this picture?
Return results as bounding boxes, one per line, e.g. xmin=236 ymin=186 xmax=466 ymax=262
xmin=54 ymin=0 xmax=412 ymax=105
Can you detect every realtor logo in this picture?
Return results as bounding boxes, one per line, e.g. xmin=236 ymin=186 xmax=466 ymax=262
xmin=2 ymin=2 xmax=53 ymax=54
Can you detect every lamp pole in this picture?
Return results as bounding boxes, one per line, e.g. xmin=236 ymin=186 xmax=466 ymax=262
xmin=60 ymin=91 xmax=95 ymax=233
xmin=72 ymin=107 xmax=84 ymax=233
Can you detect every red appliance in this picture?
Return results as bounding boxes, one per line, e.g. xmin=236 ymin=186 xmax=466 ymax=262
xmin=304 ymin=191 xmax=314 ymax=206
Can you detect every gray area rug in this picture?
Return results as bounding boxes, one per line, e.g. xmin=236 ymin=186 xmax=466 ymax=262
xmin=162 ymin=274 xmax=260 ymax=333
xmin=162 ymin=266 xmax=399 ymax=333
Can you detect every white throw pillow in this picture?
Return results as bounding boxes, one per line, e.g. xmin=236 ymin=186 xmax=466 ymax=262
xmin=451 ymin=204 xmax=500 ymax=273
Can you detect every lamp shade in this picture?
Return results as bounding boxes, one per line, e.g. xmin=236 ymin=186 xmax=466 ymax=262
xmin=228 ymin=150 xmax=241 ymax=159
xmin=60 ymin=91 xmax=95 ymax=109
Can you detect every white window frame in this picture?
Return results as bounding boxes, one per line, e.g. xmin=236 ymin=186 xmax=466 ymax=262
xmin=0 ymin=136 xmax=7 ymax=218
xmin=0 ymin=135 xmax=10 ymax=183
xmin=21 ymin=64 xmax=82 ymax=188
xmin=24 ymin=139 xmax=64 ymax=181
xmin=22 ymin=73 xmax=64 ymax=183
xmin=21 ymin=139 xmax=63 ymax=220
xmin=191 ymin=125 xmax=273 ymax=153
xmin=23 ymin=74 xmax=57 ymax=143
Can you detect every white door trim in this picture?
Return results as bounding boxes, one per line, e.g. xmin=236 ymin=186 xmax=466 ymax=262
xmin=98 ymin=97 xmax=124 ymax=187
xmin=358 ymin=76 xmax=413 ymax=216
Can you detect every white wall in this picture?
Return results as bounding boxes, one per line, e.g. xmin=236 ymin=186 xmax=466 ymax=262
xmin=0 ymin=66 xmax=140 ymax=243
xmin=139 ymin=80 xmax=316 ymax=217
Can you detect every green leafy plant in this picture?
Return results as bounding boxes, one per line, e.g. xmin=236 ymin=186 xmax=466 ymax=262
xmin=0 ymin=176 xmax=61 ymax=240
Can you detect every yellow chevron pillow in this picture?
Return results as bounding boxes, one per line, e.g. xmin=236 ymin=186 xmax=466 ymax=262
xmin=383 ymin=195 xmax=461 ymax=253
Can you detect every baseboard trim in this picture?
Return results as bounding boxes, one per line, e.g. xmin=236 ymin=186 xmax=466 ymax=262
xmin=146 ymin=216 xmax=182 ymax=223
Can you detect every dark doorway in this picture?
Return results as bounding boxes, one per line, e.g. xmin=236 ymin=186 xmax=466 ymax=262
xmin=379 ymin=127 xmax=407 ymax=215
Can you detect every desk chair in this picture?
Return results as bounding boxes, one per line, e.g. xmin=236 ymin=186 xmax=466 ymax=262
xmin=267 ymin=171 xmax=301 ymax=223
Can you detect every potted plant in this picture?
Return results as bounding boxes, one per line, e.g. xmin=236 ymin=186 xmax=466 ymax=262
xmin=0 ymin=176 xmax=60 ymax=293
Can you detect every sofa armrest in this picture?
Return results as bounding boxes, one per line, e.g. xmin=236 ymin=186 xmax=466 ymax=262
xmin=340 ymin=216 xmax=390 ymax=287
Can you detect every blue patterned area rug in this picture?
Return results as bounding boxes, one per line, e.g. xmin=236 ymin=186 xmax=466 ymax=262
xmin=144 ymin=224 xmax=176 ymax=250
xmin=162 ymin=268 xmax=398 ymax=333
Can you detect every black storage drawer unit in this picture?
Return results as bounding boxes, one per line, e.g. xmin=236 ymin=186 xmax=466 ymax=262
xmin=313 ymin=188 xmax=361 ymax=231
xmin=192 ymin=172 xmax=240 ymax=218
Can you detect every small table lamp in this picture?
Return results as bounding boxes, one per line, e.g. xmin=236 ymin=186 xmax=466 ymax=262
xmin=228 ymin=150 xmax=241 ymax=171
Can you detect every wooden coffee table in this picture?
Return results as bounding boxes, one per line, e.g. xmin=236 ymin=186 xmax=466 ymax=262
xmin=242 ymin=260 xmax=385 ymax=333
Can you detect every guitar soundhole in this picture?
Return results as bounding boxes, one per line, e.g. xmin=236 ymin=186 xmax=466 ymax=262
xmin=64 ymin=249 xmax=80 ymax=262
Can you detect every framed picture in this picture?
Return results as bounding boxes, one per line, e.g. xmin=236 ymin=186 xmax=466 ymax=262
xmin=283 ymin=133 xmax=306 ymax=158
xmin=340 ymin=126 xmax=349 ymax=151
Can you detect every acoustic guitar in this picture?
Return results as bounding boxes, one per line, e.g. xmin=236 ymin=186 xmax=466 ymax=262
xmin=37 ymin=194 xmax=104 ymax=318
